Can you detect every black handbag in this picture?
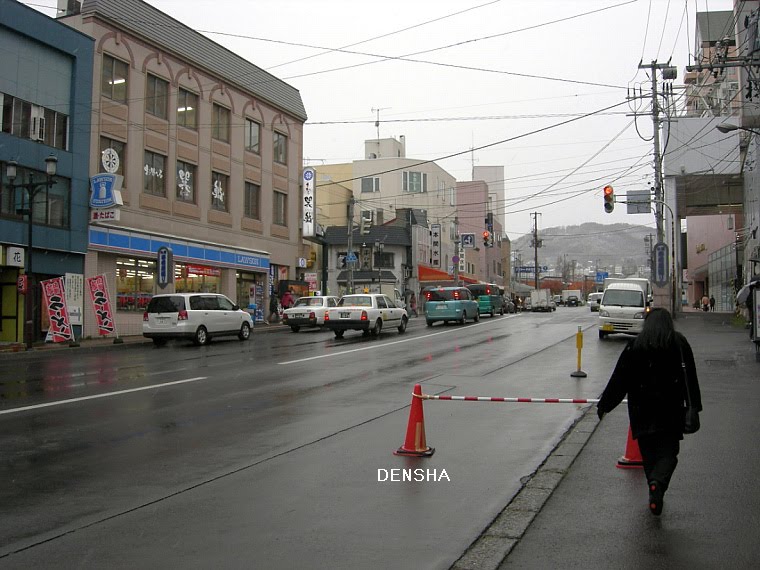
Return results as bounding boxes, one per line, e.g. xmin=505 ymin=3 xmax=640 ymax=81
xmin=679 ymin=345 xmax=701 ymax=434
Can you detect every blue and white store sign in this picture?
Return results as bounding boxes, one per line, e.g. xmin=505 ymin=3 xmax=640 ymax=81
xmin=89 ymin=227 xmax=269 ymax=272
xmin=89 ymin=148 xmax=124 ymax=220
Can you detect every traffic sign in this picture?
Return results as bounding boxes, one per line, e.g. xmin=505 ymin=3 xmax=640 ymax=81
xmin=345 ymin=252 xmax=358 ymax=263
xmin=595 ymin=271 xmax=608 ymax=284
xmin=461 ymin=233 xmax=475 ymax=248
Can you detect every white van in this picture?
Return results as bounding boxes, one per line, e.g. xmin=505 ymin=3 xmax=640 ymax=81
xmin=587 ymin=292 xmax=603 ymax=312
xmin=598 ymin=282 xmax=648 ymax=339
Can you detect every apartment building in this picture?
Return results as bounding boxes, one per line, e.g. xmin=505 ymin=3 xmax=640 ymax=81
xmin=58 ymin=0 xmax=307 ymax=335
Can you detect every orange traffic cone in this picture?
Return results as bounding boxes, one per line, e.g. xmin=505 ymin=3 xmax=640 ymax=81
xmin=394 ymin=384 xmax=435 ymax=457
xmin=616 ymin=426 xmax=643 ymax=469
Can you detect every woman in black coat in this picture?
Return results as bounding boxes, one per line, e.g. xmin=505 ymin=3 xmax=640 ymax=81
xmin=597 ymin=308 xmax=702 ymax=516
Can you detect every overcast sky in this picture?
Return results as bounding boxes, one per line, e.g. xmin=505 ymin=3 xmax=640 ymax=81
xmin=37 ymin=0 xmax=736 ymax=239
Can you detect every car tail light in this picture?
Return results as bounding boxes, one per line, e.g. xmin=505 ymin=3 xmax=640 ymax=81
xmin=309 ymin=311 xmax=316 ymax=319
xmin=143 ymin=311 xmax=149 ymax=322
xmin=360 ymin=310 xmax=368 ymax=321
xmin=178 ymin=310 xmax=189 ymax=321
xmin=454 ymin=291 xmax=460 ymax=299
xmin=324 ymin=313 xmax=330 ymax=322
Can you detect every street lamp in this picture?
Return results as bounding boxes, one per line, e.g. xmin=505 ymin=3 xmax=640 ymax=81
xmin=715 ymin=122 xmax=760 ymax=136
xmin=6 ymin=154 xmax=58 ymax=350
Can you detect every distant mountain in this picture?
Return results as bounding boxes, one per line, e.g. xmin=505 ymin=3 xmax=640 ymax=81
xmin=510 ymin=222 xmax=654 ymax=275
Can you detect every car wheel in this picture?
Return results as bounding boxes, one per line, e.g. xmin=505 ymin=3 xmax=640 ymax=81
xmin=152 ymin=338 xmax=167 ymax=347
xmin=334 ymin=330 xmax=345 ymax=338
xmin=426 ymin=320 xmax=433 ymax=327
xmin=398 ymin=316 xmax=408 ymax=334
xmin=193 ymin=326 xmax=209 ymax=346
xmin=599 ymin=330 xmax=607 ymax=339
xmin=238 ymin=323 xmax=251 ymax=340
xmin=500 ymin=307 xmax=504 ymax=315
xmin=460 ymin=312 xmax=466 ymax=325
xmin=371 ymin=319 xmax=382 ymax=336
xmin=290 ymin=326 xmax=300 ymax=333
xmin=474 ymin=311 xmax=480 ymax=323
xmin=490 ymin=309 xmax=495 ymax=318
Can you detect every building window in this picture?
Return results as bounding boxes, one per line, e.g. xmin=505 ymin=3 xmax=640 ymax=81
xmin=146 ymin=74 xmax=168 ymax=119
xmin=177 ymin=89 xmax=198 ymax=129
xmin=100 ymin=137 xmax=126 ymax=178
xmin=245 ymin=119 xmax=260 ymax=153
xmin=374 ymin=251 xmax=394 ymax=269
xmin=403 ymin=171 xmax=427 ymax=193
xmin=211 ymin=171 xmax=228 ymax=211
xmin=101 ymin=55 xmax=128 ymax=103
xmin=143 ymin=151 xmax=166 ymax=196
xmin=273 ymin=131 xmax=287 ymax=164
xmin=244 ymin=181 xmax=260 ymax=219
xmin=0 ymin=93 xmax=68 ymax=150
xmin=176 ymin=161 xmax=196 ymax=203
xmin=361 ymin=177 xmax=380 ymax=193
xmin=273 ymin=190 xmax=287 ymax=226
xmin=212 ymin=104 xmax=230 ymax=142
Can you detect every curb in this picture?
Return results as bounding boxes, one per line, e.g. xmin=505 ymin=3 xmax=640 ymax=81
xmin=451 ymin=406 xmax=600 ymax=570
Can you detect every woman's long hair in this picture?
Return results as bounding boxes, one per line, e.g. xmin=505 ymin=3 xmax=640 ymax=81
xmin=633 ymin=308 xmax=675 ymax=351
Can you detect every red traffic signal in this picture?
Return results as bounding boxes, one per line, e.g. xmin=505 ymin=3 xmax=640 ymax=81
xmin=483 ymin=230 xmax=491 ymax=246
xmin=603 ymin=185 xmax=615 ymax=213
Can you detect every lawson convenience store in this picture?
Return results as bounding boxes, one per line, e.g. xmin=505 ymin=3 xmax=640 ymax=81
xmin=84 ymin=226 xmax=270 ymax=337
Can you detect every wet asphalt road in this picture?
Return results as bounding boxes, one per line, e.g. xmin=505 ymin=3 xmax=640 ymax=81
xmin=0 ymin=308 xmax=626 ymax=569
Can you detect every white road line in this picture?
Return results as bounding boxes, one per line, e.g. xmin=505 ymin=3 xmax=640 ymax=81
xmin=279 ymin=314 xmax=521 ymax=365
xmin=0 ymin=376 xmax=208 ymax=416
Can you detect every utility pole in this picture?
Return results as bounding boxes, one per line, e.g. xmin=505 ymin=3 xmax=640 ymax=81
xmin=530 ymin=212 xmax=541 ymax=289
xmin=371 ymin=107 xmax=390 ymax=155
xmin=347 ymin=196 xmax=355 ymax=294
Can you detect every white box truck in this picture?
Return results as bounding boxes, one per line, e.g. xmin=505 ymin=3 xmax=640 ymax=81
xmin=530 ymin=289 xmax=554 ymax=312
xmin=603 ymin=277 xmax=653 ymax=306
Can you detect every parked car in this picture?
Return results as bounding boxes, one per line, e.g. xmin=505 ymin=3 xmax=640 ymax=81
xmin=423 ymin=286 xmax=479 ymax=326
xmin=282 ymin=295 xmax=339 ymax=332
xmin=143 ymin=293 xmax=253 ymax=346
xmin=323 ymin=294 xmax=408 ymax=338
xmin=587 ymin=292 xmax=603 ymax=312
xmin=503 ymin=297 xmax=517 ymax=314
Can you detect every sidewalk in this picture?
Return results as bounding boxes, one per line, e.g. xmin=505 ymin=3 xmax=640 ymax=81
xmin=0 ymin=321 xmax=290 ymax=354
xmin=453 ymin=311 xmax=760 ymax=570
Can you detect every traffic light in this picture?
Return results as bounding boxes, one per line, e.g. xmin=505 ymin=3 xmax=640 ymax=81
xmin=483 ymin=230 xmax=491 ymax=247
xmin=360 ymin=213 xmax=371 ymax=234
xmin=603 ymin=185 xmax=615 ymax=213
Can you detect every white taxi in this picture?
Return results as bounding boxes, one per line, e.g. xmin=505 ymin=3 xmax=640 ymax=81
xmin=281 ymin=295 xmax=339 ymax=332
xmin=323 ymin=294 xmax=408 ymax=338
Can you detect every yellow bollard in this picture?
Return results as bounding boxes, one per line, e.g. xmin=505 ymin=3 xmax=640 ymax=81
xmin=570 ymin=325 xmax=588 ymax=378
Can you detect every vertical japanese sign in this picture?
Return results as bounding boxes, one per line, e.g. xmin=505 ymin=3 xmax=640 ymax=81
xmin=86 ymin=275 xmax=116 ymax=336
xmin=653 ymin=242 xmax=669 ymax=287
xmin=40 ymin=277 xmax=73 ymax=342
xmin=302 ymin=168 xmax=316 ymax=238
xmin=431 ymin=223 xmax=441 ymax=268
xmin=157 ymin=246 xmax=173 ymax=289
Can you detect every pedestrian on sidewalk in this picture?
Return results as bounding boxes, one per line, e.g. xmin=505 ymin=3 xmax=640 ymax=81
xmin=709 ymin=295 xmax=715 ymax=312
xmin=596 ymin=308 xmax=702 ymax=516
xmin=268 ymin=293 xmax=280 ymax=324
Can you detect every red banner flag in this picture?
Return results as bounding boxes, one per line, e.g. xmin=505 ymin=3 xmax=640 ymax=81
xmin=86 ymin=275 xmax=116 ymax=335
xmin=40 ymin=277 xmax=73 ymax=343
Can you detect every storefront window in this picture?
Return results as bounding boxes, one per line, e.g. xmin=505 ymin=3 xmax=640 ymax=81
xmin=174 ymin=263 xmax=220 ymax=293
xmin=116 ymin=257 xmax=156 ymax=311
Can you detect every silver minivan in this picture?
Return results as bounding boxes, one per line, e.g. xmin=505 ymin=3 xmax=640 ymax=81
xmin=143 ymin=293 xmax=253 ymax=346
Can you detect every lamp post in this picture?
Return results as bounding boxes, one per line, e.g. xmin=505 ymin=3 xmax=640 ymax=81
xmin=6 ymin=154 xmax=58 ymax=350
xmin=715 ymin=122 xmax=760 ymax=135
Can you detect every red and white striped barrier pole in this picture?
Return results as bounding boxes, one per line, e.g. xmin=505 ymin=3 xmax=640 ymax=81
xmin=417 ymin=393 xmax=627 ymax=404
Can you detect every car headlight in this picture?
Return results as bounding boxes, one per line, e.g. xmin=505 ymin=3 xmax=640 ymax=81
xmin=634 ymin=312 xmax=645 ymax=319
xmin=599 ymin=309 xmax=610 ymax=317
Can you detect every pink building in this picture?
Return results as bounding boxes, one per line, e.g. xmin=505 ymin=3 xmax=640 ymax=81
xmin=686 ymin=214 xmax=742 ymax=308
